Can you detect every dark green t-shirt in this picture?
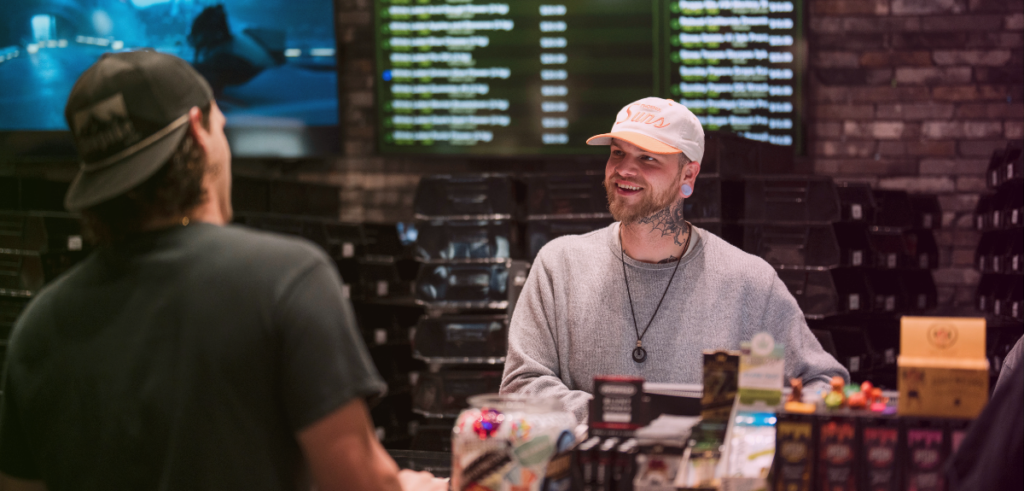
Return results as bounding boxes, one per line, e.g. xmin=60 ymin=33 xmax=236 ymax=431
xmin=0 ymin=223 xmax=386 ymax=490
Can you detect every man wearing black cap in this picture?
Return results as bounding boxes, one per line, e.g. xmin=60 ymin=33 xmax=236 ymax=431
xmin=0 ymin=51 xmax=442 ymax=491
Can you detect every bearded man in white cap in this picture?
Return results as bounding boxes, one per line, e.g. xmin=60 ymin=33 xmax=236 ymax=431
xmin=500 ymin=98 xmax=847 ymax=423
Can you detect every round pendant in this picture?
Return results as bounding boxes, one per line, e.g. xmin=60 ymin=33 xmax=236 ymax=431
xmin=632 ymin=346 xmax=648 ymax=363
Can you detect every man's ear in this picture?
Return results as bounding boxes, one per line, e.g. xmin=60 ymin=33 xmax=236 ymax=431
xmin=186 ymin=106 xmax=208 ymax=150
xmin=678 ymin=161 xmax=701 ymax=198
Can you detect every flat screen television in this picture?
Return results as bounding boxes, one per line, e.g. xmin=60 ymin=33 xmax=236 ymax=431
xmin=0 ymin=0 xmax=340 ymax=162
xmin=372 ymin=0 xmax=804 ymax=156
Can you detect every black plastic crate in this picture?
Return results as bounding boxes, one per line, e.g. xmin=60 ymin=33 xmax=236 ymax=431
xmin=269 ymin=180 xmax=340 ymax=218
xmin=522 ymin=172 xmax=608 ymax=217
xmin=0 ymin=296 xmax=30 ymax=340
xmin=835 ymin=182 xmax=877 ymax=223
xmin=701 ymin=131 xmax=794 ymax=176
xmin=868 ymin=229 xmax=911 ymax=270
xmin=0 ymin=178 xmax=69 ymax=212
xmin=832 ymin=222 xmax=874 ymax=268
xmin=976 ymin=274 xmax=997 ymax=313
xmin=0 ymin=212 xmax=85 ymax=253
xmin=741 ymin=176 xmax=841 ymax=223
xmin=412 ymin=370 xmax=502 ymax=418
xmin=987 ymin=142 xmax=1021 ymax=189
xmin=236 ymin=214 xmax=364 ymax=260
xmin=820 ymin=327 xmax=878 ymax=377
xmin=368 ymin=343 xmax=421 ymax=390
xmin=0 ymin=252 xmax=46 ymax=294
xmin=991 ymin=276 xmax=1014 ymax=319
xmin=908 ymin=194 xmax=942 ymax=230
xmin=905 ymin=230 xmax=939 ymax=270
xmin=362 ymin=223 xmax=407 ymax=258
xmin=525 ymin=218 xmax=613 ymax=260
xmin=414 ymin=261 xmax=526 ymax=308
xmin=410 ymin=420 xmax=456 ymax=453
xmin=371 ymin=392 xmax=416 ymax=450
xmin=830 ymin=268 xmax=875 ymax=314
xmin=776 ymin=269 xmax=840 ymax=318
xmin=415 ymin=220 xmax=518 ymax=262
xmin=743 ymin=224 xmax=840 ymax=269
xmin=1005 ymin=184 xmax=1023 ymax=228
xmin=413 ymin=314 xmax=508 ymax=363
xmin=356 ymin=258 xmax=409 ymax=299
xmin=871 ymin=190 xmax=916 ymax=230
xmin=901 ymin=270 xmax=938 ymax=312
xmin=974 ymin=194 xmax=995 ymax=231
xmin=413 ymin=174 xmax=517 ymax=219
xmin=867 ymin=269 xmax=908 ymax=314
xmin=682 ymin=176 xmax=733 ymax=220
xmin=231 ymin=176 xmax=271 ymax=213
xmin=976 ymin=229 xmax=1020 ymax=274
xmin=388 ymin=450 xmax=452 ymax=477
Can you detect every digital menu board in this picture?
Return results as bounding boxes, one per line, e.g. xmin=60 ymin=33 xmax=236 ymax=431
xmin=373 ymin=0 xmax=802 ymax=155
xmin=659 ymin=0 xmax=801 ymax=147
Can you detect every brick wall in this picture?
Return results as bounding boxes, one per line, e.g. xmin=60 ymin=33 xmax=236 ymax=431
xmin=805 ymin=0 xmax=1023 ymax=309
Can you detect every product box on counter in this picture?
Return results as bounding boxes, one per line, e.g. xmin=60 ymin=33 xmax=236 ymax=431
xmin=589 ymin=376 xmax=646 ymax=439
xmin=897 ymin=317 xmax=989 ymax=419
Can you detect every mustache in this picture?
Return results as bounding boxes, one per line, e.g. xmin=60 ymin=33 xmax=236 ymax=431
xmin=604 ymin=176 xmax=649 ymax=189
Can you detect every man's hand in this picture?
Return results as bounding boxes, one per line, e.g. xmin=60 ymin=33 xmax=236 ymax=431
xmin=398 ymin=469 xmax=448 ymax=491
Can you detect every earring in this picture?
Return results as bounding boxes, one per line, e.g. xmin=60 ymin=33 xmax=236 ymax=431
xmin=681 ymin=184 xmax=693 ymax=198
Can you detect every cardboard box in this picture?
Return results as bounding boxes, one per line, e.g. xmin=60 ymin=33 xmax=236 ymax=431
xmin=897 ymin=317 xmax=989 ymax=419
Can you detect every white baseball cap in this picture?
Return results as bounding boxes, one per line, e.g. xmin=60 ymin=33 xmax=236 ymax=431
xmin=586 ymin=97 xmax=705 ymax=164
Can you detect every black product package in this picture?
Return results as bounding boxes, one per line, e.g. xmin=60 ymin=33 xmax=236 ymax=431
xmin=590 ymin=377 xmax=645 ymax=439
xmin=595 ymin=438 xmax=620 ymax=490
xmin=613 ymin=439 xmax=639 ymax=491
xmin=861 ymin=417 xmax=900 ymax=491
xmin=903 ymin=420 xmax=947 ymax=491
xmin=574 ymin=437 xmax=602 ymax=490
xmin=774 ymin=412 xmax=815 ymax=491
xmin=817 ymin=416 xmax=858 ymax=491
xmin=701 ymin=351 xmax=739 ymax=423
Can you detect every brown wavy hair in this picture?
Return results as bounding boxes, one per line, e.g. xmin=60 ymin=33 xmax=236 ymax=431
xmin=81 ymin=105 xmax=211 ymax=245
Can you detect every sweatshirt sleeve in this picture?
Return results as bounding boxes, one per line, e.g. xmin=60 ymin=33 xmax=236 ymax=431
xmin=760 ymin=273 xmax=849 ymax=390
xmin=500 ymin=249 xmax=594 ymax=424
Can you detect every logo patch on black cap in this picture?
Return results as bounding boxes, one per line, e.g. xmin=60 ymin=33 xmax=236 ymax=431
xmin=72 ymin=93 xmax=141 ymax=161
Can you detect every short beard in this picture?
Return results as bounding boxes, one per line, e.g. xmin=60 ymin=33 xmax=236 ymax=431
xmin=604 ymin=176 xmax=680 ymax=224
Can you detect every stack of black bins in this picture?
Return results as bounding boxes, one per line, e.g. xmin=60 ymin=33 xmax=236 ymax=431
xmin=806 ymin=187 xmax=942 ymax=389
xmin=974 ymin=142 xmax=1023 ymax=384
xmin=522 ymin=171 xmax=613 ymax=260
xmin=734 ymin=176 xmax=845 ymax=318
xmin=686 ymin=132 xmax=795 ymax=240
xmin=0 ymin=177 xmax=90 ymax=381
xmin=232 ymin=177 xmax=424 ymax=449
xmin=408 ymin=174 xmax=525 ymax=452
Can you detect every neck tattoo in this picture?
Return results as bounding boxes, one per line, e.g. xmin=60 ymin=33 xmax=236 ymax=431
xmin=636 ymin=198 xmax=688 ymax=247
xmin=620 ymin=221 xmax=692 ymax=363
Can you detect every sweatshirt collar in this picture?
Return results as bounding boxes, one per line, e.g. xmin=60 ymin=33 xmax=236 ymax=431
xmin=607 ymin=221 xmax=705 ymax=271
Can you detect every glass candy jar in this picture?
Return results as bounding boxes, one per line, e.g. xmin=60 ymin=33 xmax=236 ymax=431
xmin=452 ymin=394 xmax=577 ymax=491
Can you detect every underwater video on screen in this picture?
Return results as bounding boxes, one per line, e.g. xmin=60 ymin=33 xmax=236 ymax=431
xmin=0 ymin=0 xmax=338 ymax=132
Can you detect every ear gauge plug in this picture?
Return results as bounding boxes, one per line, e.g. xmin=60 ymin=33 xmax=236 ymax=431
xmin=681 ymin=184 xmax=693 ymax=198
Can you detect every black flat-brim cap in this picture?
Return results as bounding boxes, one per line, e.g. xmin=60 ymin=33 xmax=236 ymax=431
xmin=64 ymin=50 xmax=213 ymax=212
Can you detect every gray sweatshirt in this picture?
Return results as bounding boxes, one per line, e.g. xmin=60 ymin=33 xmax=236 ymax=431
xmin=500 ymin=223 xmax=848 ymax=423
